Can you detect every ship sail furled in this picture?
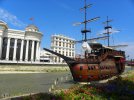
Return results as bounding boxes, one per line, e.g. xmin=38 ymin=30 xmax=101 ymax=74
xmin=82 ymin=41 xmax=92 ymax=53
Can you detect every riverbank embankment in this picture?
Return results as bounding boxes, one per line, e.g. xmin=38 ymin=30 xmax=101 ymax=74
xmin=0 ymin=64 xmax=69 ymax=74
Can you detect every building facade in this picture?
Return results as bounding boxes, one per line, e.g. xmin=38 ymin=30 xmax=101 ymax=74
xmin=0 ymin=20 xmax=42 ymax=63
xmin=40 ymin=49 xmax=52 ymax=62
xmin=51 ymin=34 xmax=75 ymax=63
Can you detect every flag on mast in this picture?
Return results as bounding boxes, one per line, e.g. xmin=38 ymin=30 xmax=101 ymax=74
xmin=29 ymin=17 xmax=34 ymax=24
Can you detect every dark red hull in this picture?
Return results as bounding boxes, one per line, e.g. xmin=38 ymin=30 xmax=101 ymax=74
xmin=68 ymin=60 xmax=125 ymax=82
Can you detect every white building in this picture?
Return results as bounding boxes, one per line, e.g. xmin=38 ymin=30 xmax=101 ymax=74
xmin=51 ymin=34 xmax=75 ymax=63
xmin=40 ymin=49 xmax=52 ymax=62
xmin=0 ymin=20 xmax=43 ymax=63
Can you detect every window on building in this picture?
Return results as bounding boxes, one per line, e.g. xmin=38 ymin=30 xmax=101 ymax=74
xmin=59 ymin=51 xmax=61 ymax=54
xmin=88 ymin=66 xmax=90 ymax=70
xmin=80 ymin=66 xmax=83 ymax=70
xmin=63 ymin=43 xmax=64 ymax=47
xmin=69 ymin=52 xmax=71 ymax=56
xmin=66 ymin=43 xmax=68 ymax=47
xmin=56 ymin=41 xmax=58 ymax=45
xmin=72 ymin=53 xmax=74 ymax=57
xmin=59 ymin=42 xmax=61 ymax=46
xmin=66 ymin=52 xmax=68 ymax=56
xmin=72 ymin=44 xmax=74 ymax=48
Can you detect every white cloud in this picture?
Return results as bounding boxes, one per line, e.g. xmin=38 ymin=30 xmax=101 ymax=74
xmin=0 ymin=8 xmax=26 ymax=28
xmin=59 ymin=3 xmax=75 ymax=11
xmin=122 ymin=42 xmax=134 ymax=59
xmin=53 ymin=0 xmax=75 ymax=11
xmin=115 ymin=42 xmax=134 ymax=59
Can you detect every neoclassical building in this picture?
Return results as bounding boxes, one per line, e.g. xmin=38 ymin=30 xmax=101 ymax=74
xmin=0 ymin=20 xmax=43 ymax=62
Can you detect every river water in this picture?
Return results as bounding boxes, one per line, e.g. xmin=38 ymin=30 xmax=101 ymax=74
xmin=0 ymin=66 xmax=133 ymax=98
xmin=124 ymin=66 xmax=134 ymax=73
xmin=0 ymin=72 xmax=72 ymax=98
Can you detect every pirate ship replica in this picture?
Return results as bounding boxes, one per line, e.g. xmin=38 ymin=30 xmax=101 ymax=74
xmin=44 ymin=0 xmax=126 ymax=82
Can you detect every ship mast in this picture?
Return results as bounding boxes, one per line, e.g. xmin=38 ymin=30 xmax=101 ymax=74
xmin=74 ymin=0 xmax=100 ymax=41
xmin=103 ymin=16 xmax=112 ymax=47
xmin=74 ymin=0 xmax=100 ymax=58
xmin=81 ymin=0 xmax=92 ymax=41
xmin=83 ymin=0 xmax=89 ymax=41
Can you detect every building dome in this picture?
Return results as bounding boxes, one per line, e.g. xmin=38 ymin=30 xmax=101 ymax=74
xmin=0 ymin=20 xmax=8 ymax=29
xmin=25 ymin=24 xmax=39 ymax=32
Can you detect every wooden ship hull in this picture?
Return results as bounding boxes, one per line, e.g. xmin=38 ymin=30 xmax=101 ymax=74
xmin=44 ymin=48 xmax=125 ymax=82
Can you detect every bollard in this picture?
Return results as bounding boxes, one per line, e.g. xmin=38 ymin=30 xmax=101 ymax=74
xmin=54 ymin=80 xmax=57 ymax=85
xmin=51 ymin=84 xmax=54 ymax=90
xmin=56 ymin=78 xmax=59 ymax=82
xmin=49 ymin=88 xmax=52 ymax=92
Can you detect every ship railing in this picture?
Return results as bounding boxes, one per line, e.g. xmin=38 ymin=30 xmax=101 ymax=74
xmin=98 ymin=50 xmax=124 ymax=61
xmin=75 ymin=58 xmax=99 ymax=63
xmin=108 ymin=51 xmax=123 ymax=56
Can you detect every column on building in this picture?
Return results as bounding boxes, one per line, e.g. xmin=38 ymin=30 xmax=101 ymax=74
xmin=36 ymin=41 xmax=39 ymax=61
xmin=38 ymin=42 xmax=41 ymax=61
xmin=31 ymin=40 xmax=35 ymax=61
xmin=13 ymin=38 xmax=17 ymax=61
xmin=6 ymin=38 xmax=11 ymax=60
xmin=0 ymin=36 xmax=3 ymax=59
xmin=25 ymin=40 xmax=29 ymax=61
xmin=53 ymin=48 xmax=56 ymax=63
xmin=20 ymin=39 xmax=24 ymax=61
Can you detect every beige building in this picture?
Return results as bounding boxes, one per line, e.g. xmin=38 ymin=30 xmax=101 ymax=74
xmin=51 ymin=34 xmax=75 ymax=63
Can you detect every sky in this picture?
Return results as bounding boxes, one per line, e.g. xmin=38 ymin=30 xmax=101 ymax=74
xmin=0 ymin=0 xmax=134 ymax=59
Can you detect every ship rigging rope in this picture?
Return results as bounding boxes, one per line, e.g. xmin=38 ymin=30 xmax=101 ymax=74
xmin=111 ymin=33 xmax=115 ymax=46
